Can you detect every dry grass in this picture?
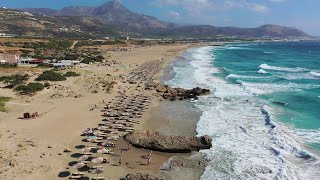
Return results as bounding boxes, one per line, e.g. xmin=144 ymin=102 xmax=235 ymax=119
xmin=0 ymin=96 xmax=11 ymax=112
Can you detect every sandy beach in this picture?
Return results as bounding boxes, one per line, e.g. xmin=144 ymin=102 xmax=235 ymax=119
xmin=0 ymin=43 xmax=206 ymax=180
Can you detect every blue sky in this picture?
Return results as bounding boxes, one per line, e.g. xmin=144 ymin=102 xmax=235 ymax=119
xmin=0 ymin=0 xmax=319 ymax=35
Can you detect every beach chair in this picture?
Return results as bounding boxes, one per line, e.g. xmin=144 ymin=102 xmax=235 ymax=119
xmin=69 ymin=175 xmax=82 ymax=179
xmin=92 ymin=177 xmax=105 ymax=180
xmin=72 ymin=172 xmax=85 ymax=176
xmin=92 ymin=166 xmax=103 ymax=169
xmin=80 ymin=160 xmax=91 ymax=164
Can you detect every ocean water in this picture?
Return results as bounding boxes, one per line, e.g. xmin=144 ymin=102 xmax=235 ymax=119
xmin=166 ymin=42 xmax=320 ymax=180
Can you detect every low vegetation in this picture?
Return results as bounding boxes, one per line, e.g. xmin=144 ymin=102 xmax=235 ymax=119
xmin=14 ymin=83 xmax=44 ymax=95
xmin=44 ymin=82 xmax=50 ymax=88
xmin=0 ymin=74 xmax=29 ymax=89
xmin=75 ymin=39 xmax=126 ymax=48
xmin=22 ymin=40 xmax=73 ymax=51
xmin=0 ymin=64 xmax=18 ymax=68
xmin=35 ymin=71 xmax=66 ymax=81
xmin=0 ymin=96 xmax=11 ymax=112
xmin=64 ymin=71 xmax=81 ymax=77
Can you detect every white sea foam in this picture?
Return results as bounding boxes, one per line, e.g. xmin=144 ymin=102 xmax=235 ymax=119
xmin=167 ymin=46 xmax=320 ymax=180
xmin=259 ymin=63 xmax=308 ymax=72
xmin=226 ymin=74 xmax=267 ymax=80
xmin=226 ymin=46 xmax=252 ymax=50
xmin=257 ymin=69 xmax=268 ymax=74
xmin=295 ymin=128 xmax=320 ymax=144
xmin=277 ymin=72 xmax=320 ymax=80
xmin=310 ymin=71 xmax=320 ymax=78
xmin=238 ymin=81 xmax=320 ymax=95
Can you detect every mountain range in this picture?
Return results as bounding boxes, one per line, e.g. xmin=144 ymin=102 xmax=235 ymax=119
xmin=10 ymin=0 xmax=309 ymax=38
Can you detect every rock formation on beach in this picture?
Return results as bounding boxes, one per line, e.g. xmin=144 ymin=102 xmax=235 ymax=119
xmin=124 ymin=130 xmax=212 ymax=153
xmin=145 ymin=82 xmax=210 ymax=101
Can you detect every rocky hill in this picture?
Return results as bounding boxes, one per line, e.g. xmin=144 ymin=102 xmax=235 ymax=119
xmin=162 ymin=24 xmax=308 ymax=38
xmin=0 ymin=8 xmax=116 ymax=38
xmin=21 ymin=0 xmax=174 ymax=33
xmin=17 ymin=0 xmax=309 ymax=38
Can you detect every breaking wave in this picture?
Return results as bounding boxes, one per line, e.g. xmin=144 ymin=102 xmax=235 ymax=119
xmin=259 ymin=63 xmax=308 ymax=72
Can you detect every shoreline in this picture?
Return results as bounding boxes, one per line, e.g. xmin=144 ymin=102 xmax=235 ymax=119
xmin=0 ymin=44 xmax=201 ymax=180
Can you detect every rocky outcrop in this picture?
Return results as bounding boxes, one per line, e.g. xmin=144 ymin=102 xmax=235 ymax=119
xmin=146 ymin=83 xmax=210 ymax=101
xmin=124 ymin=130 xmax=212 ymax=153
xmin=123 ymin=173 xmax=160 ymax=180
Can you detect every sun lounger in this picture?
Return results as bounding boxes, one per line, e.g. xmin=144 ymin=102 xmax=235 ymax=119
xmin=87 ymin=145 xmax=97 ymax=148
xmin=80 ymin=160 xmax=91 ymax=164
xmin=92 ymin=177 xmax=105 ymax=180
xmin=72 ymin=172 xmax=85 ymax=176
xmin=69 ymin=175 xmax=82 ymax=179
xmin=94 ymin=140 xmax=104 ymax=143
xmin=92 ymin=166 xmax=103 ymax=169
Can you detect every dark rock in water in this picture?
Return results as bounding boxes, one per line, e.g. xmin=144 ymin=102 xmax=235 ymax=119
xmin=123 ymin=173 xmax=160 ymax=180
xmin=146 ymin=82 xmax=210 ymax=101
xmin=272 ymin=100 xmax=288 ymax=106
xmin=170 ymin=96 xmax=177 ymax=101
xmin=162 ymin=93 xmax=172 ymax=99
xmin=124 ymin=130 xmax=212 ymax=153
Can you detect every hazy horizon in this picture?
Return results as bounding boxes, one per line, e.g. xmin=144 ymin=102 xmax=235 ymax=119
xmin=1 ymin=0 xmax=319 ymax=36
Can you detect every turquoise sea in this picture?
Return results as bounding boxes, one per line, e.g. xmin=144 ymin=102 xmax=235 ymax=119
xmin=166 ymin=42 xmax=320 ymax=179
xmin=215 ymin=41 xmax=320 ymax=150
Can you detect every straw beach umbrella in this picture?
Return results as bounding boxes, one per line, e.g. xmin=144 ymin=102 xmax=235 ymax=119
xmin=78 ymin=155 xmax=89 ymax=162
xmin=81 ymin=147 xmax=91 ymax=153
xmin=91 ymin=157 xmax=104 ymax=164
xmin=97 ymin=148 xmax=110 ymax=154
xmin=91 ymin=167 xmax=104 ymax=179
xmin=72 ymin=162 xmax=85 ymax=174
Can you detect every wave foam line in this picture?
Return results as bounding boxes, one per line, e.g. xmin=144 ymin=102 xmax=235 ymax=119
xmin=259 ymin=63 xmax=309 ymax=72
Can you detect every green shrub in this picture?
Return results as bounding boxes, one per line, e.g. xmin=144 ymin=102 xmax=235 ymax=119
xmin=15 ymin=83 xmax=44 ymax=95
xmin=0 ymin=74 xmax=29 ymax=88
xmin=44 ymin=82 xmax=50 ymax=87
xmin=0 ymin=63 xmax=18 ymax=68
xmin=37 ymin=63 xmax=54 ymax=68
xmin=35 ymin=71 xmax=66 ymax=81
xmin=64 ymin=71 xmax=81 ymax=77
xmin=82 ymin=58 xmax=93 ymax=64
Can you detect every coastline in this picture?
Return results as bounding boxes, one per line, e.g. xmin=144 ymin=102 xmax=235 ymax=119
xmin=0 ymin=44 xmax=201 ymax=179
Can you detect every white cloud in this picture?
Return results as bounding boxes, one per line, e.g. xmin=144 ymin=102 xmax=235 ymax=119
xmin=168 ymin=10 xmax=181 ymax=19
xmin=224 ymin=0 xmax=269 ymax=13
xmin=153 ymin=0 xmax=217 ymax=14
xmin=153 ymin=0 xmax=269 ymax=14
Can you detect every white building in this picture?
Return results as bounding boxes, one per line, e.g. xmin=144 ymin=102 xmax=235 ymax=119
xmin=0 ymin=33 xmax=16 ymax=38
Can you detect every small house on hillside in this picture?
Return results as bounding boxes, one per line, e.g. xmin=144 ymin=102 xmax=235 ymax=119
xmin=50 ymin=60 xmax=80 ymax=68
xmin=18 ymin=58 xmax=44 ymax=64
xmin=0 ymin=53 xmax=19 ymax=64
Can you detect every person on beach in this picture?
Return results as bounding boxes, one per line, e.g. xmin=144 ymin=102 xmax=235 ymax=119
xmin=128 ymin=144 xmax=132 ymax=151
xmin=147 ymin=158 xmax=150 ymax=165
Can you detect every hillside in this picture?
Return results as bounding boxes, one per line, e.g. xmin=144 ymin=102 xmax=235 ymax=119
xmin=0 ymin=8 xmax=117 ymax=38
xmin=160 ymin=24 xmax=308 ymax=38
xmin=18 ymin=0 xmax=309 ymax=38
xmin=21 ymin=0 xmax=175 ymax=33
